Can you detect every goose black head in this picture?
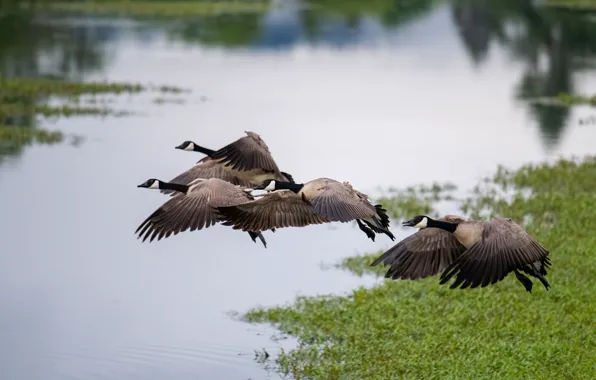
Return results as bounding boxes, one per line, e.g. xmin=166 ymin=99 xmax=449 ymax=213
xmin=253 ymin=179 xmax=277 ymax=192
xmin=175 ymin=141 xmax=196 ymax=151
xmin=137 ymin=178 xmax=161 ymax=189
xmin=402 ymin=215 xmax=430 ymax=228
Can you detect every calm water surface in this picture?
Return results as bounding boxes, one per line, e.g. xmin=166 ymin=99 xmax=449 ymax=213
xmin=1 ymin=2 xmax=596 ymax=379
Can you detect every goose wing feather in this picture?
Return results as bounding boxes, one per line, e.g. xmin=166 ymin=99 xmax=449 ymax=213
xmin=440 ymin=218 xmax=550 ymax=289
xmin=218 ymin=190 xmax=329 ymax=232
xmin=210 ymin=131 xmax=282 ymax=175
xmin=304 ymin=179 xmax=376 ymax=222
xmin=371 ymin=217 xmax=468 ymax=280
xmin=161 ymin=158 xmax=251 ymax=196
xmin=136 ymin=179 xmax=251 ymax=242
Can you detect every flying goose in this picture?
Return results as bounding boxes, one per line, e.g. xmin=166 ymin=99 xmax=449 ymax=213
xmin=160 ymin=157 xmax=252 ymax=197
xmin=217 ymin=178 xmax=396 ymax=242
xmin=374 ymin=215 xmax=551 ymax=293
xmin=173 ymin=131 xmax=295 ymax=188
xmin=371 ymin=215 xmax=470 ymax=280
xmin=136 ymin=177 xmax=269 ymax=247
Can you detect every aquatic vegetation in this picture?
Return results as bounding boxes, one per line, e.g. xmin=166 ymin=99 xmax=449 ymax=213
xmin=0 ymin=125 xmax=64 ymax=145
xmin=526 ymin=93 xmax=596 ymax=108
xmin=244 ymin=156 xmax=596 ymax=379
xmin=376 ymin=182 xmax=458 ymax=220
xmin=545 ymin=0 xmax=596 ymax=11
xmin=0 ymin=75 xmax=192 ymax=152
xmin=555 ymin=93 xmax=596 ymax=106
xmin=0 ymin=76 xmax=188 ymax=99
xmin=38 ymin=1 xmax=271 ymax=17
xmin=0 ymin=103 xmax=129 ymax=120
xmin=152 ymin=97 xmax=187 ymax=105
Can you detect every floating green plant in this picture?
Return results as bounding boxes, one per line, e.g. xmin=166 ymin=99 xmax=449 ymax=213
xmin=0 ymin=76 xmax=189 ymax=99
xmin=37 ymin=1 xmax=271 ymax=17
xmin=545 ymin=0 xmax=596 ymax=11
xmin=526 ymin=93 xmax=596 ymax=107
xmin=0 ymin=125 xmax=64 ymax=145
xmin=152 ymin=97 xmax=187 ymax=105
xmin=243 ymin=156 xmax=596 ymax=380
xmin=0 ymin=103 xmax=131 ymax=120
xmin=376 ymin=181 xmax=458 ymax=220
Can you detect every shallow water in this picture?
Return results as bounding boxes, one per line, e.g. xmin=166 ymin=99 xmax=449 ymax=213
xmin=1 ymin=2 xmax=596 ymax=379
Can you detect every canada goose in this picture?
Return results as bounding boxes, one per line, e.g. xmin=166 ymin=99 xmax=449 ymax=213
xmin=136 ymin=177 xmax=269 ymax=247
xmin=160 ymin=157 xmax=252 ymax=197
xmin=378 ymin=215 xmax=550 ymax=293
xmin=174 ymin=131 xmax=295 ymax=186
xmin=217 ymin=178 xmax=396 ymax=242
xmin=370 ymin=215 xmax=470 ymax=280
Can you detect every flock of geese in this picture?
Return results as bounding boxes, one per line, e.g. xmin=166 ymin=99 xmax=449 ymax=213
xmin=136 ymin=131 xmax=552 ymax=294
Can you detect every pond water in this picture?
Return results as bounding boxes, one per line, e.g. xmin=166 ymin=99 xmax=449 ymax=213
xmin=1 ymin=2 xmax=596 ymax=379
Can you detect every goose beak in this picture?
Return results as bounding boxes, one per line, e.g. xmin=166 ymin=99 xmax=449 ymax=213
xmin=174 ymin=143 xmax=185 ymax=150
xmin=137 ymin=183 xmax=148 ymax=188
xmin=253 ymin=184 xmax=266 ymax=190
xmin=402 ymin=219 xmax=416 ymax=227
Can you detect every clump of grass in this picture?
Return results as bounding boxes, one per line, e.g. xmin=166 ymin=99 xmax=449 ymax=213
xmin=0 ymin=125 xmax=64 ymax=145
xmin=335 ymin=252 xmax=386 ymax=277
xmin=0 ymin=76 xmax=189 ymax=99
xmin=545 ymin=0 xmax=596 ymax=11
xmin=243 ymin=156 xmax=596 ymax=380
xmin=0 ymin=103 xmax=130 ymax=120
xmin=376 ymin=181 xmax=458 ymax=220
xmin=40 ymin=1 xmax=271 ymax=17
xmin=556 ymin=93 xmax=596 ymax=106
xmin=153 ymin=97 xmax=186 ymax=105
xmin=527 ymin=92 xmax=596 ymax=107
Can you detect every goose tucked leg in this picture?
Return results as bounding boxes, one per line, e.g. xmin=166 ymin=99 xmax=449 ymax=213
xmin=248 ymin=231 xmax=267 ymax=248
xmin=513 ymin=269 xmax=533 ymax=293
xmin=356 ymin=219 xmax=376 ymax=241
xmin=362 ymin=219 xmax=396 ymax=241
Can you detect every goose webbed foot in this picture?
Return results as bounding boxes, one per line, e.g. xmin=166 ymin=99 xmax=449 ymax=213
xmin=248 ymin=231 xmax=267 ymax=248
xmin=357 ymin=219 xmax=376 ymax=241
xmin=514 ymin=270 xmax=533 ymax=293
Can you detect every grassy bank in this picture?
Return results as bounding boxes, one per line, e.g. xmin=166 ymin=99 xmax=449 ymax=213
xmin=32 ymin=0 xmax=271 ymax=17
xmin=244 ymin=156 xmax=596 ymax=379
xmin=545 ymin=0 xmax=596 ymax=11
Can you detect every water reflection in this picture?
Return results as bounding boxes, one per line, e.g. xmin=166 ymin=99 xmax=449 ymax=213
xmin=0 ymin=0 xmax=595 ymax=160
xmin=0 ymin=9 xmax=110 ymax=162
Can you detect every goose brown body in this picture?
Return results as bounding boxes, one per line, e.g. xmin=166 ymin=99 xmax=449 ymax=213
xmin=373 ymin=215 xmax=551 ymax=292
xmin=136 ymin=177 xmax=268 ymax=247
xmin=371 ymin=215 xmax=469 ymax=280
xmin=209 ymin=131 xmax=292 ymax=184
xmin=175 ymin=131 xmax=294 ymax=188
xmin=217 ymin=177 xmax=395 ymax=242
xmin=161 ymin=156 xmax=252 ymax=197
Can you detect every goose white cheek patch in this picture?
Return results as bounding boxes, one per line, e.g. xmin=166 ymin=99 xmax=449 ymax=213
xmin=415 ymin=217 xmax=428 ymax=228
xmin=184 ymin=143 xmax=194 ymax=151
xmin=149 ymin=181 xmax=159 ymax=189
xmin=264 ymin=181 xmax=276 ymax=191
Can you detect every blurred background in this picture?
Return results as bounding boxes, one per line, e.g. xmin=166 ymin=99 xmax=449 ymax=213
xmin=0 ymin=0 xmax=595 ymax=379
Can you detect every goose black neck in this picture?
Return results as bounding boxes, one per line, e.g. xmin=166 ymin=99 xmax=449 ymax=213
xmin=192 ymin=144 xmax=216 ymax=157
xmin=275 ymin=181 xmax=304 ymax=193
xmin=427 ymin=218 xmax=457 ymax=233
xmin=160 ymin=182 xmax=190 ymax=194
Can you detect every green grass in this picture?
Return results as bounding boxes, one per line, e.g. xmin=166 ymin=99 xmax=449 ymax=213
xmin=0 ymin=76 xmax=188 ymax=99
xmin=0 ymin=125 xmax=64 ymax=145
xmin=37 ymin=0 xmax=271 ymax=17
xmin=545 ymin=0 xmax=596 ymax=11
xmin=244 ymin=156 xmax=596 ymax=380
xmin=526 ymin=93 xmax=596 ymax=107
